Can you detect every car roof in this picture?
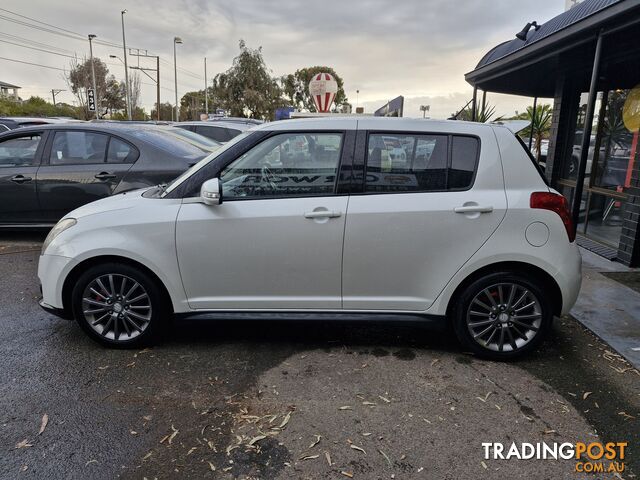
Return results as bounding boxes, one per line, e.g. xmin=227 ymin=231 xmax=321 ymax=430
xmin=254 ymin=116 xmax=498 ymax=134
xmin=176 ymin=121 xmax=251 ymax=130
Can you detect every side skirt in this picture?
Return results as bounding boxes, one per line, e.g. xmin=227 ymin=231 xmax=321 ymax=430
xmin=174 ymin=311 xmax=448 ymax=332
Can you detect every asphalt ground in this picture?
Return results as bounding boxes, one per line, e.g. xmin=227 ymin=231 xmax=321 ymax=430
xmin=0 ymin=233 xmax=638 ymax=479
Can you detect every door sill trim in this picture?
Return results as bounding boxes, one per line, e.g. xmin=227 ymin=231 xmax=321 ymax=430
xmin=174 ymin=310 xmax=448 ymax=331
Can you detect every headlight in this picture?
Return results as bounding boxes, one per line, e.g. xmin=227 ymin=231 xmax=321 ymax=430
xmin=42 ymin=218 xmax=77 ymax=254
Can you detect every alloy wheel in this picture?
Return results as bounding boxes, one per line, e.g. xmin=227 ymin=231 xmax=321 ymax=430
xmin=466 ymin=283 xmax=542 ymax=353
xmin=81 ymin=274 xmax=152 ymax=341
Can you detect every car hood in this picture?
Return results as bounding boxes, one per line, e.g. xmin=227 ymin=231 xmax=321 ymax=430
xmin=66 ymin=188 xmax=149 ymax=220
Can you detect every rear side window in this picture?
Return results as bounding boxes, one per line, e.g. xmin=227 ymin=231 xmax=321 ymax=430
xmin=107 ymin=137 xmax=138 ymax=163
xmin=50 ymin=131 xmax=108 ymax=165
xmin=195 ymin=125 xmax=229 ymax=142
xmin=449 ymin=136 xmax=479 ymax=189
xmin=365 ymin=133 xmax=478 ymax=193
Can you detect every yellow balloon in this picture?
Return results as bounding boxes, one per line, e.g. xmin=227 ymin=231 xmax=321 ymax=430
xmin=623 ymin=85 xmax=640 ymax=132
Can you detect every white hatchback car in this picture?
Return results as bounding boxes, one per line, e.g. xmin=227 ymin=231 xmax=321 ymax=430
xmin=38 ymin=118 xmax=581 ymax=359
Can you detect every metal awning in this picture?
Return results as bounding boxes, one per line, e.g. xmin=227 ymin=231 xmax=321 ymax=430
xmin=465 ymin=0 xmax=640 ymax=97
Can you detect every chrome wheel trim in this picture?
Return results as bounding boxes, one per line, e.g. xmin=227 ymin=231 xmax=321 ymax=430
xmin=466 ymin=282 xmax=542 ymax=353
xmin=81 ymin=274 xmax=152 ymax=341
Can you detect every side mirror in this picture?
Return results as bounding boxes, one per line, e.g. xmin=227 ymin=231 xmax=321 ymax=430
xmin=201 ymin=178 xmax=222 ymax=206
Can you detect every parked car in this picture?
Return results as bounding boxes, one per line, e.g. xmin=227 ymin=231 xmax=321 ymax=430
xmin=206 ymin=115 xmax=264 ymax=125
xmin=2 ymin=116 xmax=83 ymax=127
xmin=155 ymin=126 xmax=221 ymax=152
xmin=0 ymin=123 xmax=209 ymax=227
xmin=174 ymin=121 xmax=252 ymax=143
xmin=38 ymin=118 xmax=581 ymax=359
xmin=0 ymin=118 xmax=20 ymax=132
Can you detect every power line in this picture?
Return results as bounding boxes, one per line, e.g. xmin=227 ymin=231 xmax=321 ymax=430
xmin=0 ymin=38 xmax=78 ymax=59
xmin=0 ymin=32 xmax=77 ymax=55
xmin=0 ymin=55 xmax=66 ymax=71
xmin=0 ymin=9 xmax=138 ymax=51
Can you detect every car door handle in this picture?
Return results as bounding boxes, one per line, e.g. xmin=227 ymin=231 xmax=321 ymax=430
xmin=454 ymin=205 xmax=494 ymax=213
xmin=304 ymin=210 xmax=342 ymax=219
xmin=10 ymin=174 xmax=32 ymax=184
xmin=95 ymin=172 xmax=117 ymax=180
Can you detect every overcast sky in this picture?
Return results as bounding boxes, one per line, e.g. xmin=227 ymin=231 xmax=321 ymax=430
xmin=0 ymin=0 xmax=561 ymax=118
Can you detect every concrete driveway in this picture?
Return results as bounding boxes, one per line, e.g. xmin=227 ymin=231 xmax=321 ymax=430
xmin=1 ymin=234 xmax=638 ymax=479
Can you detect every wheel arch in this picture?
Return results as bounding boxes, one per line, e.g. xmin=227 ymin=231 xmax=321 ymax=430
xmin=445 ymin=261 xmax=563 ymax=318
xmin=61 ymin=255 xmax=174 ymax=315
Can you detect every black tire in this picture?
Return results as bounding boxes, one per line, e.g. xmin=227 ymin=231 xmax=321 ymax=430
xmin=452 ymin=271 xmax=553 ymax=360
xmin=71 ymin=262 xmax=168 ymax=348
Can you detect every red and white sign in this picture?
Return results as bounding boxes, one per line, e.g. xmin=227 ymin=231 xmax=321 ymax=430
xmin=308 ymin=73 xmax=338 ymax=113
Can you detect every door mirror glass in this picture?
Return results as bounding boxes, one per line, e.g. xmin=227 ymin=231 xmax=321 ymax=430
xmin=201 ymin=178 xmax=222 ymax=205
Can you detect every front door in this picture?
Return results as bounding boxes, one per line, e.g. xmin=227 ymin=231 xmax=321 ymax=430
xmin=0 ymin=131 xmax=46 ymax=225
xmin=342 ymin=129 xmax=507 ymax=311
xmin=36 ymin=130 xmax=134 ymax=221
xmin=176 ymin=131 xmax=350 ymax=310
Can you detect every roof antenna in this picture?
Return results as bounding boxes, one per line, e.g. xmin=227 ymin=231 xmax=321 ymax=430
xmin=516 ymin=21 xmax=541 ymax=41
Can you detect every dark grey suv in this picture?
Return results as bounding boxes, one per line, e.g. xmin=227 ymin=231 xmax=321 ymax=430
xmin=0 ymin=124 xmax=209 ymax=227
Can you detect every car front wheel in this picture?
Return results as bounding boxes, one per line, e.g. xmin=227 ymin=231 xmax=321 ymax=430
xmin=452 ymin=272 xmax=553 ymax=360
xmin=71 ymin=263 xmax=167 ymax=348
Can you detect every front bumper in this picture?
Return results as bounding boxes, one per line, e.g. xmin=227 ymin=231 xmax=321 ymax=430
xmin=39 ymin=298 xmax=72 ymax=320
xmin=38 ymin=253 xmax=74 ymax=311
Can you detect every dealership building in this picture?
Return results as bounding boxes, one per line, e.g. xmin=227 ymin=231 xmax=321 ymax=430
xmin=466 ymin=0 xmax=640 ymax=266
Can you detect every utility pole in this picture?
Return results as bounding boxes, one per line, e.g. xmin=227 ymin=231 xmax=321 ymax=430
xmin=129 ymin=48 xmax=161 ymax=121
xmin=204 ymin=57 xmax=208 ymax=117
xmin=88 ymin=34 xmax=99 ymax=119
xmin=173 ymin=37 xmax=183 ymax=122
xmin=121 ymin=10 xmax=132 ymax=120
xmin=51 ymin=89 xmax=65 ymax=106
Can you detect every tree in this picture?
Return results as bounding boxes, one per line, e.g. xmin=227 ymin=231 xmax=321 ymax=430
xmin=281 ymin=66 xmax=348 ymax=112
xmin=66 ymin=57 xmax=109 ymax=119
xmin=129 ymin=71 xmax=142 ymax=112
xmin=180 ymin=91 xmax=205 ymax=121
xmin=454 ymin=101 xmax=500 ymax=123
xmin=102 ymin=75 xmax=126 ymax=116
xmin=210 ymin=40 xmax=283 ymax=119
xmin=0 ymin=96 xmax=79 ymax=118
xmin=515 ymin=104 xmax=552 ymax=160
xmin=150 ymin=102 xmax=175 ymax=121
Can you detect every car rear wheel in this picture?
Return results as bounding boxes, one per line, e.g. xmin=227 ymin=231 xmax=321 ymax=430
xmin=71 ymin=263 xmax=167 ymax=348
xmin=452 ymin=272 xmax=553 ymax=360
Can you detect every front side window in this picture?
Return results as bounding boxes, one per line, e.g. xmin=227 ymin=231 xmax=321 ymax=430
xmin=50 ymin=131 xmax=108 ymax=165
xmin=0 ymin=133 xmax=42 ymax=167
xmin=220 ymin=132 xmax=343 ymax=199
xmin=365 ymin=133 xmax=478 ymax=192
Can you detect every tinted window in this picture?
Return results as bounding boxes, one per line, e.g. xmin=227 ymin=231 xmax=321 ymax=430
xmin=366 ymin=134 xmax=448 ymax=192
xmin=127 ymin=129 xmax=206 ymax=156
xmin=365 ymin=133 xmax=479 ymax=192
xmin=0 ymin=133 xmax=42 ymax=167
xmin=220 ymin=132 xmax=343 ymax=199
xmin=50 ymin=131 xmax=108 ymax=165
xmin=449 ymin=136 xmax=479 ymax=189
xmin=226 ymin=128 xmax=241 ymax=139
xmin=195 ymin=125 xmax=229 ymax=142
xmin=107 ymin=137 xmax=138 ymax=163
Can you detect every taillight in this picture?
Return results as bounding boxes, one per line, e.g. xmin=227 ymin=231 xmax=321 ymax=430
xmin=530 ymin=192 xmax=575 ymax=242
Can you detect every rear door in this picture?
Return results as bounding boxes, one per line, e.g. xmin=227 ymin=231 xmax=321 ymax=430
xmin=36 ymin=130 xmax=136 ymax=221
xmin=0 ymin=130 xmax=46 ymax=225
xmin=342 ymin=124 xmax=507 ymax=311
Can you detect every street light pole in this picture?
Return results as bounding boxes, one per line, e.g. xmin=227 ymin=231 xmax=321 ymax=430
xmin=121 ymin=10 xmax=132 ymax=120
xmin=174 ymin=37 xmax=182 ymax=122
xmin=88 ymin=34 xmax=99 ymax=119
xmin=204 ymin=57 xmax=208 ymax=117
